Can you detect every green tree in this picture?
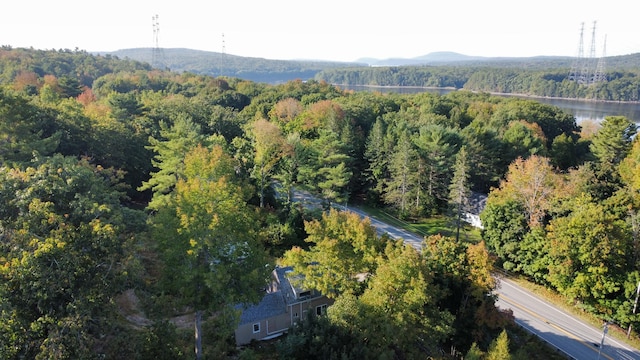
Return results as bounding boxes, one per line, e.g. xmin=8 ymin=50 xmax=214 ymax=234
xmin=363 ymin=117 xmax=390 ymax=201
xmin=465 ymin=342 xmax=484 ymax=360
xmin=249 ymin=118 xmax=284 ymax=207
xmin=0 ymin=155 xmax=141 ymax=359
xmin=502 ymin=120 xmax=546 ymax=159
xmin=385 ymin=130 xmax=420 ymax=217
xmin=422 ymin=235 xmax=504 ymax=352
xmin=150 ymin=145 xmax=270 ymax=359
xmin=0 ymin=88 xmax=61 ymax=163
xmin=480 ymin=199 xmax=528 ymax=271
xmin=449 ymin=146 xmax=471 ymax=242
xmin=486 ymin=329 xmax=511 ymax=360
xmin=274 ymin=132 xmax=303 ymax=206
xmin=138 ymin=114 xmax=206 ymax=210
xmin=359 ymin=241 xmax=454 ymax=357
xmin=413 ymin=124 xmax=460 ymax=214
xmin=312 ymin=129 xmax=352 ymax=207
xmin=546 ymin=194 xmax=631 ymax=311
xmin=282 ymin=209 xmax=385 ymax=298
xmin=590 ymin=115 xmax=637 ymax=171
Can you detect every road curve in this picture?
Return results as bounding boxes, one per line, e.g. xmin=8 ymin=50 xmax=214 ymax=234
xmin=337 ymin=202 xmax=640 ymax=360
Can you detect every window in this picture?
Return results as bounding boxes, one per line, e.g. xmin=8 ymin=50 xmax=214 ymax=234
xmin=252 ymin=323 xmax=260 ymax=334
xmin=316 ymin=304 xmax=327 ymax=316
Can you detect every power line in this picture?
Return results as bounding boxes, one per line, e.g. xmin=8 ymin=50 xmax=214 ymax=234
xmin=567 ymin=21 xmax=607 ymax=85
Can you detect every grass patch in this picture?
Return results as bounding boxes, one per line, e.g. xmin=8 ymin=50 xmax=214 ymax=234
xmin=354 ymin=204 xmax=482 ymax=243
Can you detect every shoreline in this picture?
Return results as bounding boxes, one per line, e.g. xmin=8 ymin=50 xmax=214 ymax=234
xmin=335 ymin=84 xmax=640 ymax=104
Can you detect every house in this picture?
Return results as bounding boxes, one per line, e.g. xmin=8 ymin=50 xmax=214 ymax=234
xmin=464 ymin=192 xmax=487 ymax=229
xmin=234 ymin=266 xmax=332 ymax=346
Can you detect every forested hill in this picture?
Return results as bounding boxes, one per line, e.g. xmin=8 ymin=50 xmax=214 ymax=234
xmin=102 ymin=48 xmax=364 ymax=84
xmin=0 ymin=46 xmax=151 ymax=88
xmin=102 ymin=47 xmax=640 ymax=101
xmin=2 ymin=46 xmax=640 ymax=359
xmin=315 ymin=52 xmax=640 ymax=102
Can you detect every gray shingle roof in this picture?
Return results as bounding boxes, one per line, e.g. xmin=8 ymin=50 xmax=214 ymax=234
xmin=238 ymin=291 xmax=286 ymax=325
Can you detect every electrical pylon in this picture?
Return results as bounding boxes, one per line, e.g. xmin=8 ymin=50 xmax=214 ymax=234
xmin=567 ymin=22 xmax=585 ymax=83
xmin=579 ymin=21 xmax=597 ymax=84
xmin=567 ymin=21 xmax=607 ymax=85
xmin=593 ymin=35 xmax=608 ymax=83
xmin=151 ymin=14 xmax=165 ymax=69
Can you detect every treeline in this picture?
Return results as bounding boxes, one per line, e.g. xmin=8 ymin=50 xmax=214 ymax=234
xmin=316 ymin=61 xmax=640 ymax=102
xmin=106 ymin=48 xmax=364 ymax=84
xmin=0 ymin=47 xmax=635 ymax=359
xmin=0 ymin=46 xmax=150 ymax=87
xmin=481 ymin=115 xmax=640 ymax=329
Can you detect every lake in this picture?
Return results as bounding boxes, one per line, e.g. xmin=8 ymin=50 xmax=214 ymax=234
xmin=339 ymin=85 xmax=640 ymax=124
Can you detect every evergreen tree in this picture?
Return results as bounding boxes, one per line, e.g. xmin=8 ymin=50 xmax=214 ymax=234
xmin=449 ymin=146 xmax=471 ymax=242
xmin=486 ymin=330 xmax=511 ymax=360
xmin=313 ymin=129 xmax=352 ymax=207
xmin=138 ymin=114 xmax=206 ymax=210
xmin=590 ymin=115 xmax=637 ymax=171
xmin=385 ymin=130 xmax=420 ymax=217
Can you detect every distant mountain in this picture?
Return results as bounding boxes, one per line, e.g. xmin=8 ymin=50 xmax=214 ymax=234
xmin=357 ymin=51 xmax=487 ymax=66
xmin=356 ymin=51 xmax=578 ymax=67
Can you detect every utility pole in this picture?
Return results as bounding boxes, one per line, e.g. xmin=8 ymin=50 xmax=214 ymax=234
xmin=628 ymin=281 xmax=640 ymax=338
xmin=597 ymin=321 xmax=609 ymax=360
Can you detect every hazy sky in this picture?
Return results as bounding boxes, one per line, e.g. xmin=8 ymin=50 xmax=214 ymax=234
xmin=3 ymin=0 xmax=638 ymax=62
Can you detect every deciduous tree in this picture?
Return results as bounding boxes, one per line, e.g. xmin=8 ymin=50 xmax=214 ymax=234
xmin=249 ymin=118 xmax=284 ymax=207
xmin=282 ymin=209 xmax=385 ymax=298
xmin=0 ymin=155 xmax=140 ymax=359
xmin=151 ymin=145 xmax=269 ymax=359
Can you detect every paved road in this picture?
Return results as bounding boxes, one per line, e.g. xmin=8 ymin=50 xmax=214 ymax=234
xmin=334 ymin=202 xmax=640 ymax=360
xmin=495 ymin=277 xmax=640 ymax=360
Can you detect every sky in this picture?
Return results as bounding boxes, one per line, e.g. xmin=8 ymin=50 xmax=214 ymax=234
xmin=3 ymin=0 xmax=639 ymax=63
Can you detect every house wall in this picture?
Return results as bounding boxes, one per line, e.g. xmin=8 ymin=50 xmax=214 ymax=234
xmin=287 ymin=296 xmax=333 ymax=322
xmin=235 ymin=311 xmax=291 ymax=345
xmin=235 ymin=296 xmax=334 ymax=346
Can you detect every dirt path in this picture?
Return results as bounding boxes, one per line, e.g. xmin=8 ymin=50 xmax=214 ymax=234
xmin=115 ymin=289 xmax=194 ymax=330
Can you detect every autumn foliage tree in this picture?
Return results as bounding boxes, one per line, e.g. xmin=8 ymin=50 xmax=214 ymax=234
xmin=150 ymin=145 xmax=270 ymax=359
xmin=0 ymin=155 xmax=141 ymax=359
xmin=491 ymin=155 xmax=561 ymax=228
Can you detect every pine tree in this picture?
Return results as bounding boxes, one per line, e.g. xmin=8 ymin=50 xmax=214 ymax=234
xmin=486 ymin=330 xmax=511 ymax=360
xmin=138 ymin=114 xmax=205 ymax=210
xmin=449 ymin=146 xmax=471 ymax=242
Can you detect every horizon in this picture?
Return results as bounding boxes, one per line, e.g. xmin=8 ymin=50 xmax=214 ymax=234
xmin=3 ymin=0 xmax=639 ymax=63
xmin=98 ymin=47 xmax=621 ymax=64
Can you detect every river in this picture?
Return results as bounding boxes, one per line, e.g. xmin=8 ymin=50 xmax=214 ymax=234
xmin=339 ymin=85 xmax=640 ymax=124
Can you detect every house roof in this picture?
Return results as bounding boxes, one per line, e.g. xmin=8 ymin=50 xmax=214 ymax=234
xmin=274 ymin=266 xmax=304 ymax=305
xmin=468 ymin=192 xmax=487 ymax=215
xmin=238 ymin=291 xmax=286 ymax=325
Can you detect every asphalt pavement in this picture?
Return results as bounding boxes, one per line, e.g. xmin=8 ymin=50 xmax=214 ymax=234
xmin=289 ymin=189 xmax=640 ymax=359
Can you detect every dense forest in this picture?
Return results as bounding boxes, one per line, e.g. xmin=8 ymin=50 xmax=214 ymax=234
xmin=316 ymin=62 xmax=640 ymax=101
xmin=102 ymin=46 xmax=640 ymax=102
xmin=0 ymin=47 xmax=639 ymax=359
xmin=105 ymin=48 xmax=364 ymax=84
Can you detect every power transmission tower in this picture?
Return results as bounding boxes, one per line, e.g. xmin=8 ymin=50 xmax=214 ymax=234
xmin=151 ymin=14 xmax=165 ymax=69
xmin=568 ymin=22 xmax=585 ymax=83
xmin=593 ymin=35 xmax=608 ymax=83
xmin=580 ymin=21 xmax=597 ymax=84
